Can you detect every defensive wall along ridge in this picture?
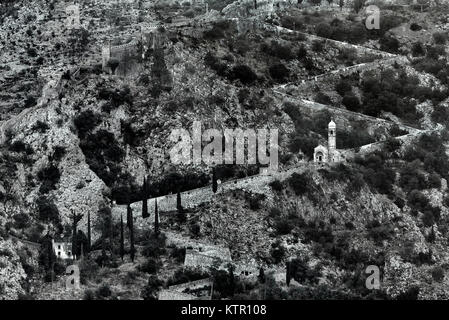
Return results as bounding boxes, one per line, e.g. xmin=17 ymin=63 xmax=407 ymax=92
xmin=273 ymin=89 xmax=422 ymax=134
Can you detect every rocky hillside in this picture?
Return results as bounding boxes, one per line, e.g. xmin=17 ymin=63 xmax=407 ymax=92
xmin=1 ymin=0 xmax=449 ymax=300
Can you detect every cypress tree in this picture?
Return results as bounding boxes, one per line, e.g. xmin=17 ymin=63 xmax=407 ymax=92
xmin=176 ymin=190 xmax=182 ymax=212
xmin=286 ymin=260 xmax=291 ymax=287
xmin=71 ymin=210 xmax=83 ymax=260
xmin=126 ymin=202 xmax=131 ymax=229
xmin=142 ymin=176 xmax=149 ymax=218
xmin=212 ymin=167 xmax=218 ymax=193
xmin=258 ymin=267 xmax=265 ymax=284
xmin=120 ymin=214 xmax=125 ymax=261
xmin=87 ymin=212 xmax=91 ymax=252
xmin=128 ymin=204 xmax=135 ymax=262
xmin=154 ymin=199 xmax=160 ymax=236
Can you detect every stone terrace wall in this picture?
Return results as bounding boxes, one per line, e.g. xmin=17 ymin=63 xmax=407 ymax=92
xmin=168 ymin=278 xmax=212 ymax=291
xmin=158 ymin=290 xmax=197 ymax=300
xmin=340 ymin=129 xmax=433 ymax=160
xmin=110 ymin=162 xmax=314 ymax=227
xmin=276 ymin=92 xmax=420 ymax=134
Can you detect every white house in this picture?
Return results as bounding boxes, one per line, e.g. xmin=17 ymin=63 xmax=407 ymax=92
xmin=52 ymin=238 xmax=75 ymax=260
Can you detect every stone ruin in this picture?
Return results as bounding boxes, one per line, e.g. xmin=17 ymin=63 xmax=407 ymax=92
xmin=101 ymin=24 xmax=168 ymax=76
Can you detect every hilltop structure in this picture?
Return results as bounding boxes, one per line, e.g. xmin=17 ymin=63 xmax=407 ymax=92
xmin=313 ymin=120 xmax=341 ymax=163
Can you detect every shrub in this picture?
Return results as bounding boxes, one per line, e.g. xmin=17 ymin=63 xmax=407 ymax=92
xmin=170 ymin=247 xmax=186 ymax=263
xmin=275 ymin=218 xmax=293 ymax=235
xmin=288 ymin=257 xmax=321 ymax=284
xmin=74 ymin=110 xmax=102 ymax=139
xmin=138 ymin=258 xmax=161 ymax=274
xmin=410 ymin=23 xmax=422 ymax=31
xmin=407 ymin=190 xmax=429 ymax=212
xmin=83 ymin=289 xmax=95 ymax=300
xmin=262 ymin=41 xmax=295 ymax=60
xmin=411 ymin=42 xmax=425 ymax=57
xmin=189 ymin=221 xmax=201 ymax=237
xmin=269 ymin=63 xmax=290 ymax=82
xmin=36 ymin=196 xmax=60 ymax=224
xmin=96 ymin=284 xmax=112 ymax=300
xmin=288 ymin=173 xmax=314 ymax=196
xmin=227 ymin=65 xmax=258 ymax=84
xmin=311 ymin=40 xmax=324 ymax=52
xmin=431 ymin=266 xmax=445 ymax=282
xmin=335 ymin=79 xmax=352 ymax=96
xmin=316 ymin=22 xmax=332 ymax=38
xmin=289 ymin=136 xmax=318 ymax=159
xmin=37 ymin=163 xmax=61 ymax=194
xmin=366 ymin=220 xmax=394 ymax=245
xmin=269 ymin=179 xmax=284 ymax=192
xmin=433 ymin=32 xmax=447 ymax=45
xmin=9 ymin=140 xmax=33 ymax=154
xmin=270 ymin=240 xmax=286 ymax=264
xmin=141 ymin=275 xmax=163 ymax=300
xmin=13 ymin=213 xmax=30 ymax=229
xmin=31 ymin=120 xmax=49 ymax=133
xmin=141 ymin=232 xmax=167 ymax=258
xmin=342 ymin=94 xmax=361 ymax=111
xmin=380 ymin=36 xmax=399 ymax=53
xmin=297 ymin=45 xmax=307 ymax=59
xmin=428 ymin=173 xmax=441 ymax=189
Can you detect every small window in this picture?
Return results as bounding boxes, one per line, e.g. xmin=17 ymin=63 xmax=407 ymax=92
xmin=58 ymin=245 xmax=61 ymax=249
xmin=58 ymin=252 xmax=61 ymax=256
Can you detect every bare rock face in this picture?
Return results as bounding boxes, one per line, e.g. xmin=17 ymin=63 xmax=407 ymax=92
xmin=0 ymin=239 xmax=26 ymax=300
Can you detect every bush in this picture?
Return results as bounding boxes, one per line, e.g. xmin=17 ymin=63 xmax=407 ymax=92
xmin=269 ymin=179 xmax=284 ymax=192
xmin=37 ymin=163 xmax=61 ymax=194
xmin=410 ymin=23 xmax=422 ymax=31
xmin=138 ymin=258 xmax=161 ymax=274
xmin=170 ymin=247 xmax=186 ymax=263
xmin=96 ymin=284 xmax=112 ymax=300
xmin=31 ymin=120 xmax=49 ymax=133
xmin=189 ymin=221 xmax=201 ymax=237
xmin=288 ymin=173 xmax=313 ymax=195
xmin=13 ymin=213 xmax=30 ymax=229
xmin=270 ymin=240 xmax=286 ymax=264
xmin=342 ymin=94 xmax=361 ymax=111
xmin=428 ymin=173 xmax=441 ymax=189
xmin=275 ymin=218 xmax=293 ymax=235
xmin=227 ymin=65 xmax=258 ymax=84
xmin=269 ymin=63 xmax=290 ymax=82
xmin=433 ymin=32 xmax=447 ymax=45
xmin=316 ymin=22 xmax=332 ymax=38
xmin=141 ymin=233 xmax=167 ymax=258
xmin=288 ymin=257 xmax=321 ymax=284
xmin=335 ymin=79 xmax=352 ymax=96
xmin=431 ymin=266 xmax=445 ymax=282
xmin=261 ymin=41 xmax=295 ymax=60
xmin=36 ymin=196 xmax=60 ymax=224
xmin=311 ymin=40 xmax=324 ymax=52
xmin=366 ymin=220 xmax=394 ymax=245
xmin=83 ymin=289 xmax=95 ymax=300
xmin=141 ymin=275 xmax=163 ymax=300
xmin=411 ymin=42 xmax=425 ymax=57
xmin=380 ymin=36 xmax=399 ymax=53
xmin=74 ymin=110 xmax=102 ymax=139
